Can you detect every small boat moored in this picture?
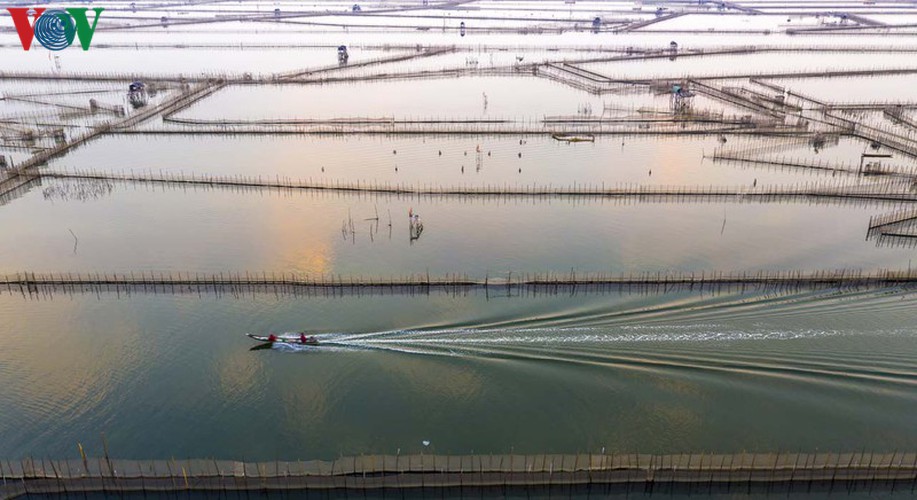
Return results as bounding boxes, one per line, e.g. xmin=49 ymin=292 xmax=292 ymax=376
xmin=551 ymin=133 xmax=595 ymax=143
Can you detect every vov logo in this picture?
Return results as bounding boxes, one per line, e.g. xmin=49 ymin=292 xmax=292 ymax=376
xmin=7 ymin=7 xmax=104 ymax=51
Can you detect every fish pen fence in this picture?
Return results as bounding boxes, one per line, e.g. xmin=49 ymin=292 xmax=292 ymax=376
xmin=847 ymin=120 xmax=917 ymax=160
xmin=872 ymin=233 xmax=917 ymax=248
xmin=115 ymin=81 xmax=226 ymax=132
xmin=6 ymin=82 xmax=223 ymax=175
xmin=867 ymin=206 xmax=917 ymax=247
xmin=689 ymin=80 xmax=786 ymax=118
xmin=0 ymin=176 xmax=40 ymax=207
xmin=0 ymin=70 xmax=228 ymax=85
xmin=0 ymin=170 xmax=26 ymax=198
xmin=38 ymin=175 xmax=913 ymax=213
xmin=0 ymin=83 xmax=222 ymax=205
xmin=688 ymin=66 xmax=917 ymax=82
xmin=535 ymin=63 xmax=621 ymax=94
xmin=708 ymin=151 xmax=917 ymax=179
xmin=3 ymin=49 xmax=916 ymax=83
xmin=37 ymin=169 xmax=917 ymax=204
xmin=3 ymin=269 xmax=917 ymax=300
xmin=282 ymin=65 xmax=521 ymax=86
xmin=749 ymin=78 xmax=829 ymax=108
xmin=868 ymin=207 xmax=917 ymax=232
xmin=141 ymin=116 xmax=783 ymax=136
xmin=1 ymin=452 xmax=916 ymax=499
xmin=274 ymin=46 xmax=456 ymax=81
xmin=712 ymin=137 xmax=816 ymax=159
xmin=884 ymin=107 xmax=917 ymax=131
xmin=6 ymin=59 xmax=917 ymax=90
xmin=565 ymin=46 xmax=771 ymax=66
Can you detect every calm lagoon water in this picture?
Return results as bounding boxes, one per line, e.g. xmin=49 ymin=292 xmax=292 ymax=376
xmin=1 ymin=161 xmax=916 ymax=461
xmin=2 ymin=176 xmax=914 ymax=275
xmin=1 ymin=288 xmax=917 ymax=460
xmin=2 ymin=0 xmax=917 ymax=470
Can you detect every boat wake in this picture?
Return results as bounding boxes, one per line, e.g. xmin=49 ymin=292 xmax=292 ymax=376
xmin=256 ymin=325 xmax=917 ymax=387
xmin=265 ymin=325 xmax=856 ymax=356
xmin=254 ymin=288 xmax=917 ymax=389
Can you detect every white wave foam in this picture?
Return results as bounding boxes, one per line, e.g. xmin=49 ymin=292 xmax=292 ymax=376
xmin=329 ymin=327 xmax=846 ymax=347
xmin=264 ymin=326 xmax=893 ymax=357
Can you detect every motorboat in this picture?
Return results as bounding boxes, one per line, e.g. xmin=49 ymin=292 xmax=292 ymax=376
xmin=247 ymin=333 xmax=319 ymax=346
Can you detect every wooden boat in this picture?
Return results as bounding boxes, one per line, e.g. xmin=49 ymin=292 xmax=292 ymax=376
xmin=551 ymin=133 xmax=595 ymax=143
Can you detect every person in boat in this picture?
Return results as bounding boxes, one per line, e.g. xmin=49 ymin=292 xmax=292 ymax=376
xmin=268 ymin=334 xmax=278 ymax=342
xmin=300 ymin=333 xmax=309 ymax=344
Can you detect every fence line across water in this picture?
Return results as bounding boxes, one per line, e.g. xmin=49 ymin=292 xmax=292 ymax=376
xmin=709 ymin=152 xmax=917 ymax=179
xmin=35 ymin=169 xmax=917 ymax=203
xmin=1 ymin=451 xmax=916 ymax=498
xmin=3 ymin=269 xmax=917 ymax=299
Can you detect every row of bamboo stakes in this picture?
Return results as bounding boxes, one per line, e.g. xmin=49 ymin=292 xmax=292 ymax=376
xmin=5 ymin=57 xmax=917 ymax=88
xmin=711 ymin=152 xmax=914 ymax=176
xmin=1 ymin=451 xmax=916 ymax=498
xmin=24 ymin=43 xmax=917 ymax=54
xmin=35 ymin=169 xmax=917 ymax=202
xmin=4 ymin=269 xmax=917 ymax=299
xmin=869 ymin=207 xmax=917 ymax=231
